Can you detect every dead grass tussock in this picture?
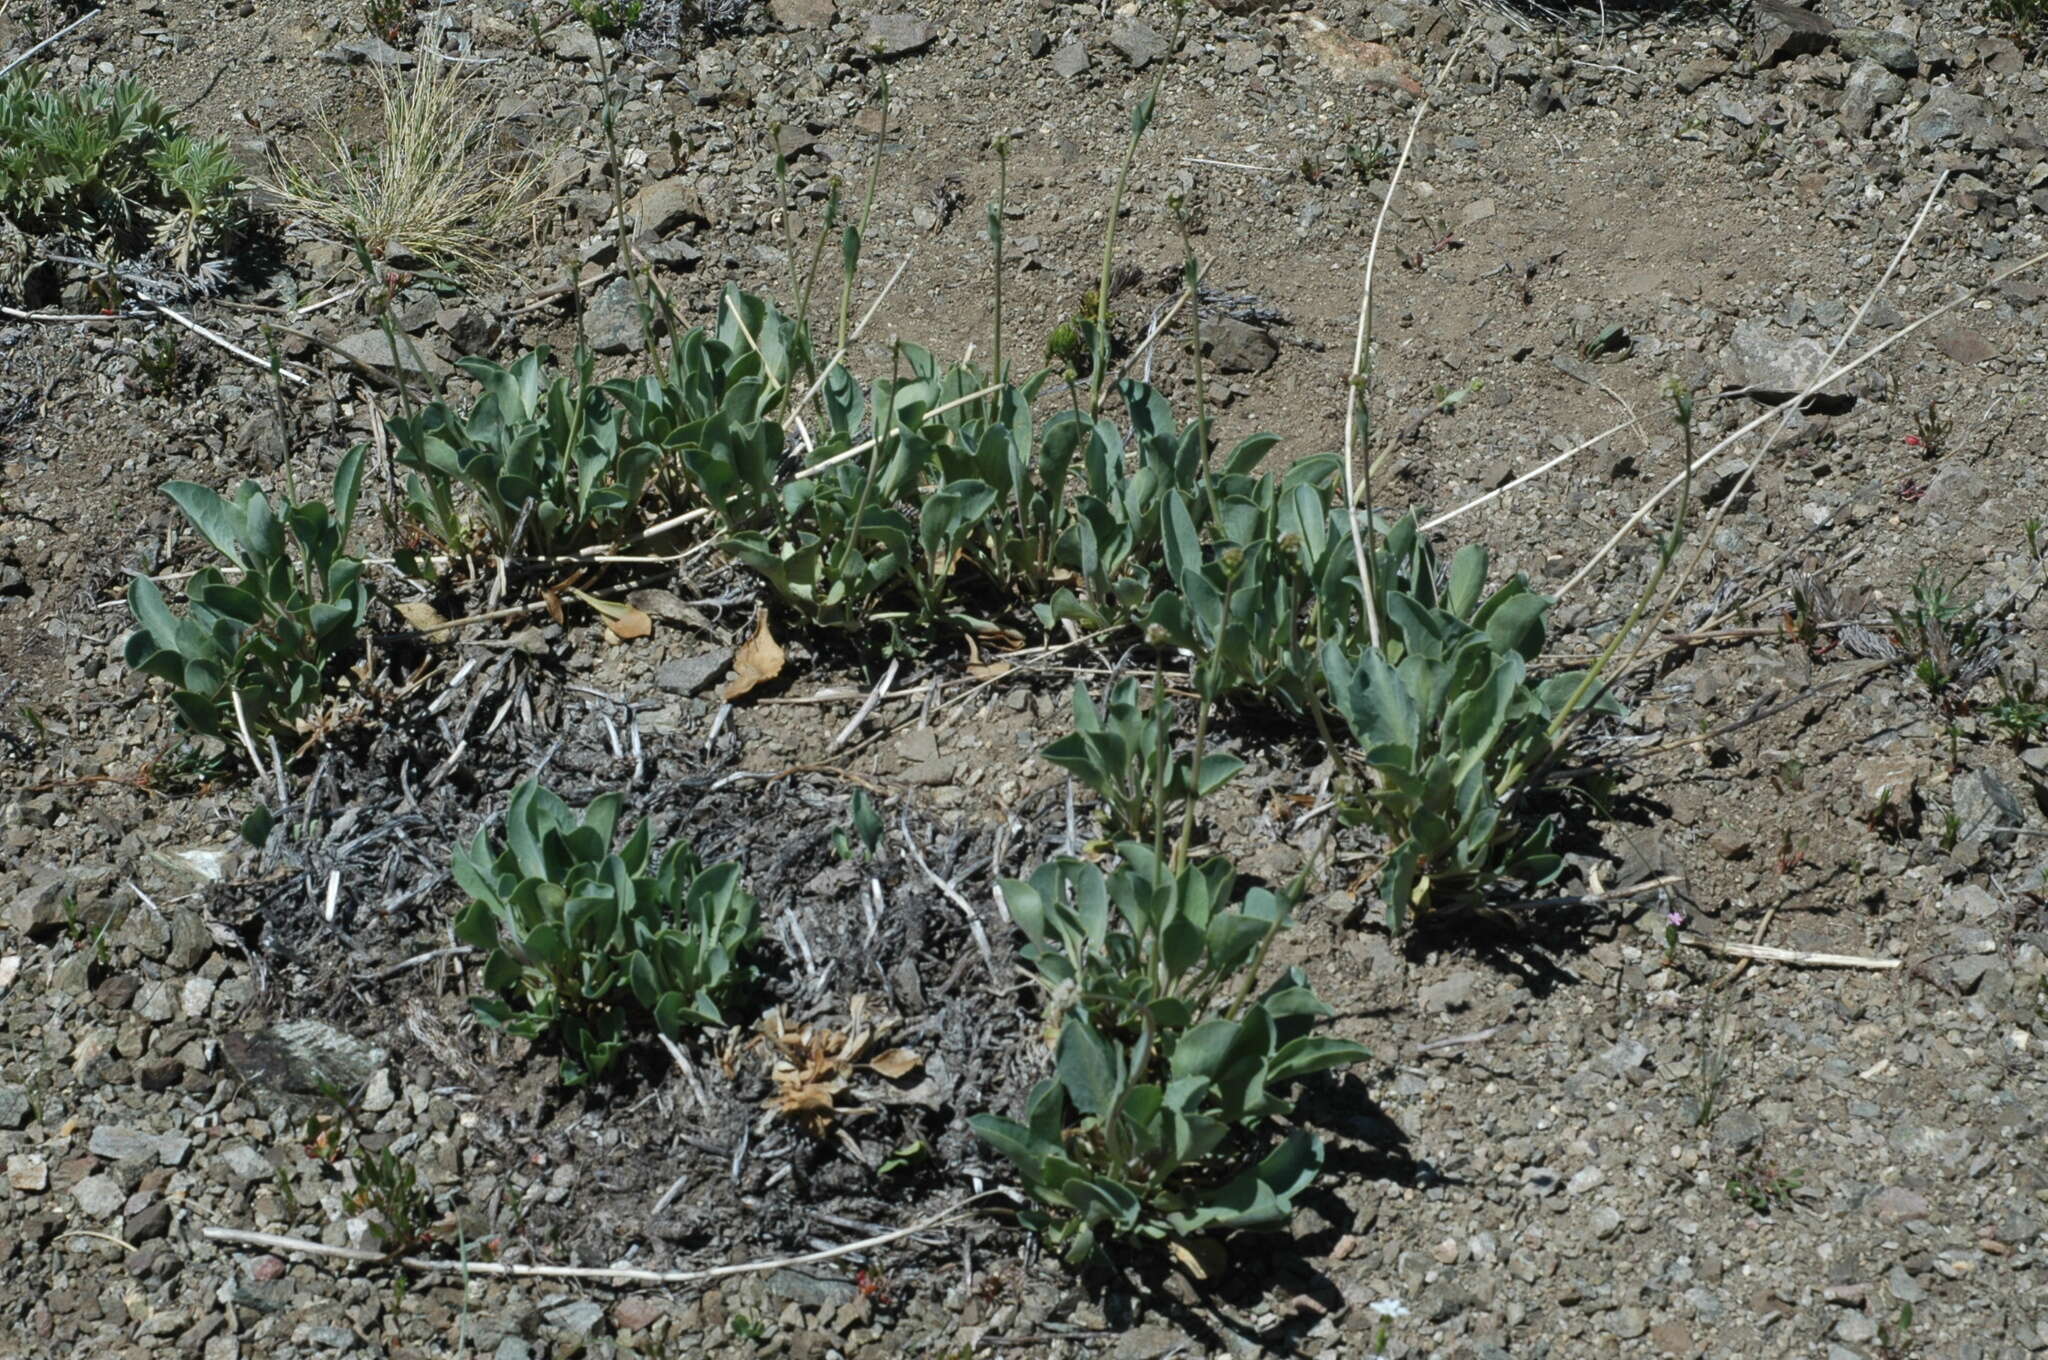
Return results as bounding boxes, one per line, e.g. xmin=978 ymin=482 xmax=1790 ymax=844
xmin=263 ymin=55 xmax=555 ymax=279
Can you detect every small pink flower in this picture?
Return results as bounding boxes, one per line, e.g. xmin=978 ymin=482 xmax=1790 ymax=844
xmin=1903 ymin=434 xmax=1922 ymax=447
xmin=1667 ymin=910 xmax=1687 ymax=929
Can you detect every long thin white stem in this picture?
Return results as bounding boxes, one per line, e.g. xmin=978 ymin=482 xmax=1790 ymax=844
xmin=1557 ymin=243 xmax=2048 ymax=601
xmin=1422 ymin=415 xmax=1637 ymax=532
xmin=0 ymin=7 xmax=101 ymax=80
xmin=1341 ymin=73 xmax=1434 ymax=652
xmin=200 ymin=1190 xmax=1005 ymax=1284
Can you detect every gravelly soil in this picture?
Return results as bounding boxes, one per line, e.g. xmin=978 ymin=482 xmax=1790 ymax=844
xmin=3 ymin=0 xmax=2048 ymax=1356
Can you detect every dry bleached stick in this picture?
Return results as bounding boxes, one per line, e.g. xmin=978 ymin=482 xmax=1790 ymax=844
xmin=0 ymin=7 xmax=102 ymax=80
xmin=1677 ymin=933 xmax=1899 ymax=971
xmin=897 ymin=811 xmax=998 ymax=983
xmin=203 ymin=1190 xmax=1006 ymax=1282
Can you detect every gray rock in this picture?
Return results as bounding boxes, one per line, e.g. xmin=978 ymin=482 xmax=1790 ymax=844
xmin=769 ymin=0 xmax=836 ymax=26
xmin=1589 ymin=1205 xmax=1623 ymax=1239
xmin=1608 ymin=1308 xmax=1649 ymax=1340
xmin=221 ymin=1019 xmax=387 ymax=1101
xmin=1886 ymin=1263 xmax=1926 ymax=1303
xmin=1109 ymin=18 xmax=1167 ymax=69
xmin=217 ymin=1143 xmax=275 ymax=1183
xmin=494 ymin=1339 xmax=536 ymax=1360
xmin=333 ymin=330 xmax=452 ymax=382
xmin=865 ymin=13 xmax=936 ymax=58
xmin=656 ymin=650 xmax=733 ymax=696
xmin=359 ymin=1068 xmax=396 ymax=1114
xmin=1866 ymin=1186 xmax=1931 ymax=1221
xmin=1203 ymin=317 xmax=1278 ymax=375
xmin=71 ymin=1173 xmax=126 ymax=1219
xmin=1909 ymin=86 xmax=1999 ymax=146
xmin=1833 ymin=27 xmax=1917 ymax=73
xmin=1050 ymin=43 xmax=1090 ymax=79
xmin=89 ymin=1126 xmax=192 ymax=1167
xmin=1723 ymin=319 xmax=1849 ymax=406
xmin=7 ymin=877 xmax=69 ymax=941
xmin=543 ymin=23 xmax=603 ymax=63
xmin=1419 ymin=970 xmax=1478 ymax=1013
xmin=1712 ymin=1108 xmax=1765 ymax=1155
xmin=1521 ymin=1166 xmax=1563 ymax=1197
xmin=1222 ymin=40 xmax=1260 ymax=75
xmin=546 ymin=1299 xmax=607 ymax=1337
xmin=0 ymin=1086 xmax=31 ymax=1130
xmin=1841 ymin=61 xmax=1906 ymax=136
xmin=624 ymin=178 xmax=710 ymax=237
xmin=1674 ymin=58 xmax=1732 ymax=94
xmin=1752 ymin=0 xmax=1832 ymax=67
xmin=584 ymin=277 xmax=658 ymax=356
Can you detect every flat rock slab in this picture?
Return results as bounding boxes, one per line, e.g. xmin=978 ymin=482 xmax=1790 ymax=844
xmin=333 ymin=329 xmax=452 ymax=382
xmin=866 ymin=12 xmax=936 ymax=58
xmin=222 ymin=1019 xmax=387 ymax=1103
xmin=1722 ymin=319 xmax=1852 ymax=408
xmin=770 ymin=0 xmax=836 ymax=26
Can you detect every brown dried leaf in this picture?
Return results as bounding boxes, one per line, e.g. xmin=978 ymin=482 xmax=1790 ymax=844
xmin=603 ymin=604 xmax=652 ymax=640
xmin=394 ymin=600 xmax=453 ymax=638
xmin=865 ymin=1047 xmax=922 ymax=1081
xmin=722 ymin=608 xmax=786 ymax=701
xmin=568 ymin=588 xmax=653 ymax=641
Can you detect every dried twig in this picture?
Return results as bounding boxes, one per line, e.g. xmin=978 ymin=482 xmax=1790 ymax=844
xmin=829 ymin=659 xmax=899 ymax=751
xmin=0 ymin=7 xmax=102 ymax=81
xmin=1677 ymin=934 xmax=1898 ymax=971
xmin=897 ymin=812 xmax=998 ymax=983
xmin=202 ymin=1192 xmax=1007 ymax=1284
xmin=149 ymin=302 xmax=312 ymax=386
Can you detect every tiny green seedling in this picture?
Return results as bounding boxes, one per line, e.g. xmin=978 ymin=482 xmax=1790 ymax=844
xmin=833 ymin=789 xmax=885 ymax=862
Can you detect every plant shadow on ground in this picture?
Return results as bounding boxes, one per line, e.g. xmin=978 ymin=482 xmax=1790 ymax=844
xmin=1379 ymin=782 xmax=1674 ymax=996
xmin=1063 ymin=1075 xmax=1419 ymax=1358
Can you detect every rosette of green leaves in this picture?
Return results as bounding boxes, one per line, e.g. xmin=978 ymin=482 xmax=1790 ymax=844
xmin=0 ymin=72 xmax=240 ymax=259
xmin=1320 ymin=545 xmax=1619 ymax=932
xmin=123 ymin=449 xmax=368 ymax=745
xmin=605 ymin=287 xmax=804 ymax=534
xmin=1039 ymin=678 xmax=1243 ymax=842
xmin=720 ymin=341 xmax=1005 ymax=640
xmin=452 ymin=780 xmax=759 ymax=1085
xmin=390 ymin=348 xmax=656 ymax=557
xmin=971 ymin=847 xmax=1368 ymax=1263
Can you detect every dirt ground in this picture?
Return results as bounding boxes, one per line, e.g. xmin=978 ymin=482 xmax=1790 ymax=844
xmin=3 ymin=0 xmax=2048 ymax=1356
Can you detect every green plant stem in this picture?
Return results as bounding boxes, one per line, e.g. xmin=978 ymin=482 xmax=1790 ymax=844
xmin=836 ymin=74 xmax=889 ymax=360
xmin=991 ymin=137 xmax=1008 ymax=387
xmin=1087 ymin=9 xmax=1181 ymax=419
xmin=1148 ymin=653 xmax=1173 ymax=880
xmin=1174 ymin=570 xmax=1236 ymax=874
xmin=828 ymin=338 xmax=901 ymax=602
